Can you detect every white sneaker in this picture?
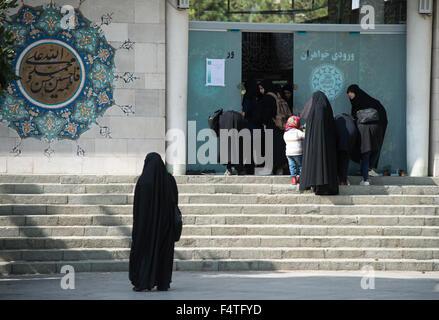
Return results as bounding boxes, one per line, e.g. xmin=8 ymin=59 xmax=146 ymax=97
xmin=360 ymin=180 xmax=370 ymax=186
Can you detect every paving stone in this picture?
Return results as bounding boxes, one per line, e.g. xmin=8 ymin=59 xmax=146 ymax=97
xmin=175 ymin=260 xmax=219 ymax=272
xmin=218 ymin=260 xmax=259 ymax=271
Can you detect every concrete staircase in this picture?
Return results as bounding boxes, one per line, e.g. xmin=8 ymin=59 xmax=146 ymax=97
xmin=0 ymin=174 xmax=439 ymax=275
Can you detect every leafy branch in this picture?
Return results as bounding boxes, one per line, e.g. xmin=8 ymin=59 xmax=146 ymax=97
xmin=0 ymin=0 xmax=20 ymax=98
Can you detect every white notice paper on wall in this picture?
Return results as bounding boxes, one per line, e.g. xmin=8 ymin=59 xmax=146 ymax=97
xmin=352 ymin=0 xmax=360 ymax=10
xmin=206 ymin=58 xmax=225 ymax=86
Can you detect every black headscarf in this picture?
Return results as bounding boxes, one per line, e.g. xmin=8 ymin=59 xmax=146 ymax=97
xmin=299 ymin=91 xmax=339 ymax=195
xmin=347 ymin=84 xmax=388 ymax=129
xmin=244 ymin=78 xmax=258 ymax=100
xmin=282 ymin=84 xmax=295 ymax=114
xmin=129 ymin=152 xmax=178 ymax=291
xmin=282 ymin=84 xmax=294 ymax=95
xmin=257 ymin=79 xmax=277 ymax=126
xmin=259 ymin=79 xmax=275 ymax=94
xmin=347 ymin=84 xmax=388 ymax=167
xmin=242 ymin=79 xmax=258 ymax=125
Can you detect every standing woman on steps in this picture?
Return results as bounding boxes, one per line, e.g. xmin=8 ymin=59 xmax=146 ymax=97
xmin=129 ymin=152 xmax=178 ymax=292
xmin=299 ymin=91 xmax=339 ymax=195
xmin=347 ymin=84 xmax=388 ymax=185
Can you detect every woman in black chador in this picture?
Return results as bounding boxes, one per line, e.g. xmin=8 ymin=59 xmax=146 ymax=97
xmin=129 ymin=152 xmax=178 ymax=291
xmin=242 ymin=78 xmax=258 ymax=131
xmin=334 ymin=113 xmax=359 ymax=185
xmin=218 ymin=110 xmax=249 ymax=175
xmin=258 ymin=79 xmax=288 ymax=174
xmin=281 ymin=84 xmax=296 ymax=115
xmin=299 ymin=91 xmax=339 ymax=195
xmin=347 ymin=84 xmax=388 ymax=184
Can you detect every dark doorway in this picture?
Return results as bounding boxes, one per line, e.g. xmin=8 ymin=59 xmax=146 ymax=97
xmin=242 ymin=32 xmax=294 ymax=91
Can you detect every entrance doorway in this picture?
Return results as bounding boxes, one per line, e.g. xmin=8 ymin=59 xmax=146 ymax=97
xmin=187 ymin=30 xmax=295 ymax=173
xmin=242 ymin=32 xmax=294 ymax=96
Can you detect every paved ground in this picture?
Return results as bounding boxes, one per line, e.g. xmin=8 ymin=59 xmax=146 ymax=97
xmin=1 ymin=271 xmax=439 ymax=300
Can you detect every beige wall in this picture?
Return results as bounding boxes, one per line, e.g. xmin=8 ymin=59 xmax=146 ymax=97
xmin=431 ymin=0 xmax=439 ymax=176
xmin=0 ymin=0 xmax=166 ymax=174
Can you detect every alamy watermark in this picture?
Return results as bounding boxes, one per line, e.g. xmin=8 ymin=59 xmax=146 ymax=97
xmin=166 ymin=121 xmax=274 ymax=172
xmin=360 ymin=265 xmax=375 ymax=290
xmin=360 ymin=5 xmax=376 ymax=30
xmin=60 ymin=265 xmax=75 ymax=290
xmin=60 ymin=5 xmax=76 ymax=30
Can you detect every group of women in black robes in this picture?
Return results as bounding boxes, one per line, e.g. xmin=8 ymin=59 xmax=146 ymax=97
xmin=129 ymin=152 xmax=178 ymax=291
xmin=300 ymin=85 xmax=387 ymax=194
xmin=243 ymin=79 xmax=295 ymax=174
xmin=128 ymin=86 xmax=388 ymax=293
xmin=239 ymin=78 xmax=387 ymax=187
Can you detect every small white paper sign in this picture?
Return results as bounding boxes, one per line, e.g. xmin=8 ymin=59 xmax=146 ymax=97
xmin=352 ymin=0 xmax=360 ymax=10
xmin=206 ymin=58 xmax=225 ymax=87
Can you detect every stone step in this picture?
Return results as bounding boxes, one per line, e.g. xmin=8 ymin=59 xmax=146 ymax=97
xmin=1 ymin=225 xmax=439 ymax=237
xmin=1 ymin=258 xmax=438 ymax=275
xmin=2 ymin=236 xmax=439 ymax=249
xmin=0 ymin=175 xmax=138 ymax=184
xmin=179 ymin=194 xmax=439 ymax=206
xmin=0 ymin=204 xmax=132 ymax=215
xmin=1 ymin=214 xmax=438 ymax=227
xmin=1 ymin=204 xmax=438 ymax=216
xmin=2 ymin=247 xmax=439 ymax=262
xmin=0 ymin=248 xmax=132 ymax=262
xmin=180 ymin=204 xmax=439 ymax=215
xmin=178 ymin=184 xmax=439 ymax=195
xmin=2 ymin=183 xmax=439 ymax=195
xmin=1 ymin=193 xmax=439 ymax=205
xmin=0 ymin=194 xmax=130 ymax=205
xmin=173 ymin=259 xmax=439 ymax=272
xmin=183 ymin=215 xmax=439 ymax=226
xmin=1 ymin=174 xmax=439 ymax=185
xmin=176 ymin=176 xmax=439 ymax=186
xmin=175 ymin=236 xmax=439 ymax=248
xmin=0 ymin=184 xmax=135 ymax=194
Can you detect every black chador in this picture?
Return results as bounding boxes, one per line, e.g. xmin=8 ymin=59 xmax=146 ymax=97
xmin=129 ymin=152 xmax=178 ymax=291
xmin=335 ymin=113 xmax=360 ymax=162
xmin=347 ymin=84 xmax=388 ymax=168
xmin=299 ymin=91 xmax=339 ymax=195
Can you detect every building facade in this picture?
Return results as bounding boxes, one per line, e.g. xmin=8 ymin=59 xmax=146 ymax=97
xmin=1 ymin=0 xmax=166 ymax=174
xmin=0 ymin=0 xmax=438 ymax=177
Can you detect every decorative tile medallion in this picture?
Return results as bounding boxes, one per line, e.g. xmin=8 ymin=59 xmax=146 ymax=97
xmin=0 ymin=3 xmax=116 ymax=142
xmin=310 ymin=64 xmax=345 ymax=101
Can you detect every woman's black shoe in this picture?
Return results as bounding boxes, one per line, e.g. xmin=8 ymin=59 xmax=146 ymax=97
xmin=157 ymin=285 xmax=169 ymax=291
xmin=133 ymin=286 xmax=150 ymax=292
